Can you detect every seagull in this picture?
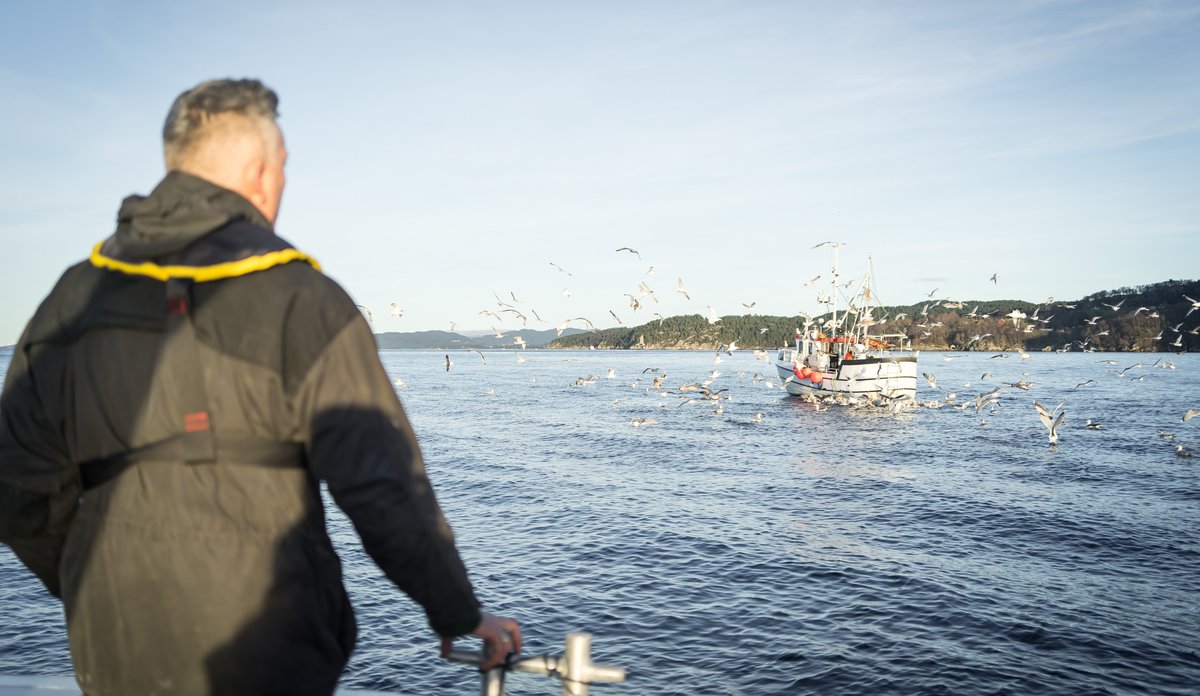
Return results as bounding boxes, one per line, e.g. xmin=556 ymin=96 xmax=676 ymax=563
xmin=615 ymin=247 xmax=642 ymax=259
xmin=390 ymin=303 xmax=404 ymax=318
xmin=562 ymin=288 xmax=572 ymax=298
xmin=609 ymin=309 xmax=622 ymax=324
xmin=706 ymin=306 xmax=721 ymax=324
xmin=1102 ymin=299 xmax=1125 ymax=312
xmin=606 ymin=368 xmax=617 ymax=379
xmin=742 ymin=302 xmax=756 ymax=310
xmin=811 ymin=241 xmax=845 ymax=249
xmin=922 ymin=372 xmax=940 ymax=390
xmin=926 ymin=288 xmax=939 ymax=299
xmin=513 ymin=336 xmax=527 ymax=349
xmin=990 ymin=273 xmax=998 ymax=284
xmin=355 ymin=304 xmax=374 ymax=323
xmin=974 ymin=386 xmax=1002 ymax=414
xmin=625 ymin=294 xmax=642 ymax=311
xmin=1084 ymin=419 xmax=1101 ymax=429
xmin=444 ymin=355 xmax=452 ymax=372
xmin=466 ymin=348 xmax=487 ymax=364
xmin=676 ymin=278 xmax=690 ymax=301
xmin=637 ymin=281 xmax=658 ymax=303
xmin=1072 ymin=379 xmax=1096 ymax=390
xmin=550 ymin=261 xmax=572 ymax=276
xmin=803 ymin=275 xmax=822 ymax=286
xmin=1185 ymin=295 xmax=1200 ymax=316
xmin=1184 ymin=409 xmax=1200 ymax=423
xmin=1034 ymin=401 xmax=1066 ymax=444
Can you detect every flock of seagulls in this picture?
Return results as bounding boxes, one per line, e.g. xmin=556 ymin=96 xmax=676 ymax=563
xmin=364 ymin=246 xmax=1196 ymax=456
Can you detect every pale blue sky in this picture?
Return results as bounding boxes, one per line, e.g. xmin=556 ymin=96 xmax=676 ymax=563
xmin=2 ymin=1 xmax=1197 ymax=345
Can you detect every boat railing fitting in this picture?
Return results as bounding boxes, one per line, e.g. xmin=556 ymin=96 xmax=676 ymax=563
xmin=445 ymin=631 xmax=626 ymax=696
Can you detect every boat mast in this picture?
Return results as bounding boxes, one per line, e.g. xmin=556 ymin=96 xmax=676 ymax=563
xmin=831 ymin=243 xmax=840 ymax=340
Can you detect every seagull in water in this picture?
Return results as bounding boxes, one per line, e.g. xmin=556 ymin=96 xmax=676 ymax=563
xmin=1034 ymin=401 xmax=1066 ymax=444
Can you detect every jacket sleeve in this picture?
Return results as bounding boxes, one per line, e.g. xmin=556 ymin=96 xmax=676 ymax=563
xmin=292 ymin=308 xmax=482 ymax=638
xmin=0 ymin=327 xmax=78 ymax=599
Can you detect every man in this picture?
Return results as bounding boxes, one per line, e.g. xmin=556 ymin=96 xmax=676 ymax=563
xmin=0 ymin=78 xmax=519 ymax=695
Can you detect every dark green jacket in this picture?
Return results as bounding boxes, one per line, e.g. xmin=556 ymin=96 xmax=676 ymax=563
xmin=0 ymin=172 xmax=481 ymax=695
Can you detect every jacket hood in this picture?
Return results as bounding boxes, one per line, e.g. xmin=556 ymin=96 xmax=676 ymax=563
xmin=102 ymin=171 xmax=272 ymax=261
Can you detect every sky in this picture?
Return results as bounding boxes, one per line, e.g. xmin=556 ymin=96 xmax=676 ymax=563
xmin=1 ymin=0 xmax=1198 ymax=345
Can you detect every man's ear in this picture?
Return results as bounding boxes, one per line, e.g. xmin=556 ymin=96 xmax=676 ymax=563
xmin=243 ymin=155 xmax=268 ymax=211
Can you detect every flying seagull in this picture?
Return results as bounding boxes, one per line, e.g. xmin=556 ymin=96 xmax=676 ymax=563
xmin=1184 ymin=409 xmax=1200 ymax=423
xmin=390 ymin=303 xmax=404 ymax=318
xmin=615 ymin=247 xmax=641 ymax=259
xmin=990 ymin=273 xmax=998 ymax=284
xmin=550 ymin=261 xmax=572 ymax=276
xmin=676 ymin=278 xmax=690 ymax=301
xmin=1034 ymin=401 xmax=1066 ymax=444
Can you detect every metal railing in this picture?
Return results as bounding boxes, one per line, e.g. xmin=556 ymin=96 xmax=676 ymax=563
xmin=445 ymin=632 xmax=626 ymax=696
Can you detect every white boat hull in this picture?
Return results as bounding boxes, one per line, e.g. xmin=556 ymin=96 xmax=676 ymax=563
xmin=774 ymin=355 xmax=918 ymax=400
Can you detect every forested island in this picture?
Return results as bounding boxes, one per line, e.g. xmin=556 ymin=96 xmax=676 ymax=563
xmin=547 ymin=279 xmax=1200 ymax=352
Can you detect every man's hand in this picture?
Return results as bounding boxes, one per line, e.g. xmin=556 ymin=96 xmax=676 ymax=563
xmin=440 ymin=611 xmax=522 ymax=671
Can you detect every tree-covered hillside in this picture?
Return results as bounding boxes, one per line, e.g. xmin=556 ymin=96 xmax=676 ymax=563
xmin=548 ymin=279 xmax=1200 ymax=352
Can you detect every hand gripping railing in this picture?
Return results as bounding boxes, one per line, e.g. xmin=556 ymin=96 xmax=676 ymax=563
xmin=446 ymin=632 xmax=626 ymax=696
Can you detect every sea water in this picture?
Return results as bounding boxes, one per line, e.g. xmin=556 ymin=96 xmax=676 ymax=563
xmin=1 ymin=347 xmax=1198 ymax=695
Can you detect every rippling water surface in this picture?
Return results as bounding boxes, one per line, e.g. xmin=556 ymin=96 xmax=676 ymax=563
xmin=2 ymin=347 xmax=1199 ymax=694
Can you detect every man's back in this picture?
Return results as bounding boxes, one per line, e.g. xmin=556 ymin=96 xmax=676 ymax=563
xmin=1 ymin=173 xmax=482 ymax=695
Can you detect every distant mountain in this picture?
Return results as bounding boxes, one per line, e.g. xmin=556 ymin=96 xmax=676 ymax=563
xmin=547 ymin=278 xmax=1200 ymax=352
xmin=375 ymin=327 xmax=584 ymax=349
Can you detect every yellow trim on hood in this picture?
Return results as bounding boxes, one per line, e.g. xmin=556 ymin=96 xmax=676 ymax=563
xmin=89 ymin=243 xmax=322 ymax=282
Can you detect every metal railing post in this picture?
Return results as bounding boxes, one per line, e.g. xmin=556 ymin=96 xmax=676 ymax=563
xmin=446 ymin=631 xmax=625 ymax=695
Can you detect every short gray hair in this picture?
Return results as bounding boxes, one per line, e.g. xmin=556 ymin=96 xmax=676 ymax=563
xmin=163 ymin=79 xmax=280 ymax=168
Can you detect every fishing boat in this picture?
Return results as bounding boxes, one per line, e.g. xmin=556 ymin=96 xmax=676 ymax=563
xmin=774 ymin=244 xmax=917 ymax=401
